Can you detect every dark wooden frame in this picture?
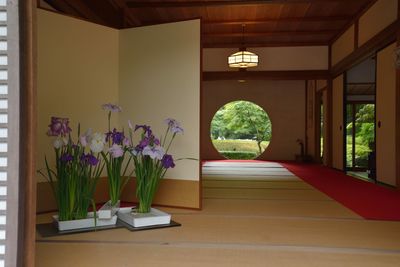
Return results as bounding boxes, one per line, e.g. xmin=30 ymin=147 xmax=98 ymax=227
xmin=396 ymin=0 xmax=400 ymax=189
xmin=203 ymin=70 xmax=329 ymax=81
xmin=19 ymin=1 xmax=37 ymax=266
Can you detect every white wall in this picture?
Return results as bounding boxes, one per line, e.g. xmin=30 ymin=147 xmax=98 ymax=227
xmin=37 ymin=10 xmax=119 ymax=181
xmin=359 ymin=0 xmax=398 ymax=46
xmin=332 ymin=25 xmax=354 ymax=66
xmin=202 ymin=80 xmax=306 ymax=160
xmin=119 ymin=20 xmax=200 ymax=181
xmin=204 ymin=46 xmax=329 ymax=71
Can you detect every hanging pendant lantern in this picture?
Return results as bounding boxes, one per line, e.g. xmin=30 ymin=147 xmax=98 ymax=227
xmin=228 ymin=24 xmax=259 ymax=69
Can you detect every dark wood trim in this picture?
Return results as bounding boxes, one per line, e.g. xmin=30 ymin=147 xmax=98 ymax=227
xmin=343 ymin=73 xmax=347 ymax=171
xmin=397 ymin=0 xmax=400 ymax=19
xmin=354 ymin=19 xmax=359 ymax=50
xmin=19 ymin=0 xmax=37 ymax=266
xmin=331 ymin=20 xmax=399 ymax=77
xmin=137 ymin=16 xmax=204 ymax=28
xmin=396 ymin=29 xmax=400 ymax=189
xmin=330 ymin=0 xmax=378 ymax=45
xmin=347 ymin=82 xmax=375 ymax=85
xmin=199 ymin=18 xmax=203 ymax=209
xmin=327 ymin=79 xmax=333 ymax=167
xmin=43 ymin=0 xmax=123 ymax=28
xmin=204 ymin=30 xmax=337 ymax=38
xmin=347 ymin=100 xmax=375 ymax=104
xmin=110 ymin=0 xmax=141 ymax=27
xmin=328 ymin=44 xmax=332 ymax=70
xmin=305 ymin=81 xmax=308 ymax=156
xmin=38 ymin=5 xmax=203 ymax=30
xmin=204 ymin=16 xmax=351 ymax=25
xmin=204 ymin=41 xmax=329 ymax=48
xmin=127 ymin=0 xmax=356 ymax=8
xmin=203 ymin=70 xmax=330 ymax=81
xmin=351 ymin=103 xmax=356 ymax=169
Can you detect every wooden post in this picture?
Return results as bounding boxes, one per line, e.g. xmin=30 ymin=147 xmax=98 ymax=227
xmin=396 ymin=31 xmax=400 ymax=190
xmin=326 ymin=79 xmax=333 ymax=168
xmin=19 ymin=0 xmax=37 ymax=265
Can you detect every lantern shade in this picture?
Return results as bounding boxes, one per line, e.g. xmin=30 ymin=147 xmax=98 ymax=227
xmin=228 ymin=50 xmax=258 ymax=68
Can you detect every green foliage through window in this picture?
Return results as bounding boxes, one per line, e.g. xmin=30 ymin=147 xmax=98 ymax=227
xmin=346 ymin=103 xmax=375 ymax=168
xmin=210 ymin=101 xmax=272 ymax=159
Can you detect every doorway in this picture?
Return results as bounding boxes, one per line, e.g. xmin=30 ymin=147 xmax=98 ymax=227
xmin=345 ymin=57 xmax=376 ymax=181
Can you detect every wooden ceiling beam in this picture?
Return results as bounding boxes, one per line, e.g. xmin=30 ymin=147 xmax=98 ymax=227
xmin=203 ymin=41 xmax=329 ymax=48
xmin=127 ymin=0 xmax=364 ymax=8
xmin=205 ymin=30 xmax=337 ymax=37
xmin=45 ymin=0 xmax=121 ymax=28
xmin=82 ymin=0 xmax=123 ymax=28
xmin=203 ymin=70 xmax=330 ymax=81
xmin=44 ymin=0 xmax=86 ymax=18
xmin=204 ymin=16 xmax=350 ymax=25
xmin=111 ymin=0 xmax=142 ymax=27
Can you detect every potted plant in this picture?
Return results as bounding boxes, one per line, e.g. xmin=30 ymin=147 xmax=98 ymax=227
xmin=117 ymin=118 xmax=184 ymax=227
xmin=98 ymin=103 xmax=133 ymax=219
xmin=38 ymin=117 xmax=116 ymax=231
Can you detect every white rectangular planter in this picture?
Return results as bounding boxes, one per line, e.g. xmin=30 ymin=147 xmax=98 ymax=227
xmin=117 ymin=207 xmax=171 ymax=228
xmin=53 ymin=212 xmax=117 ymax=231
xmin=98 ymin=200 xmax=120 ymax=219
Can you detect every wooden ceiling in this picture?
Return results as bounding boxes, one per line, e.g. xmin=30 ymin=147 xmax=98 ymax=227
xmin=41 ymin=0 xmax=376 ymax=48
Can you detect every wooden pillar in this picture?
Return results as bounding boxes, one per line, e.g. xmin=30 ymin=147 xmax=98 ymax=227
xmin=395 ymin=0 xmax=400 ymax=189
xmin=326 ymin=79 xmax=333 ymax=168
xmin=19 ymin=0 xmax=37 ymax=266
xmin=396 ymin=32 xmax=400 ymax=189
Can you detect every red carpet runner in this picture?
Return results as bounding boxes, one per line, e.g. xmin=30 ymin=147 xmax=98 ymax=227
xmin=281 ymin=162 xmax=400 ymax=221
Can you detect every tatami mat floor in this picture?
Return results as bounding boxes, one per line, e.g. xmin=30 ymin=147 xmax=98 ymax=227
xmin=35 ymin=162 xmax=400 ymax=266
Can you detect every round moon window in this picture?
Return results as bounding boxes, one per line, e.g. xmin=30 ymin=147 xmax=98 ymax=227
xmin=210 ymin=100 xmax=272 ymax=160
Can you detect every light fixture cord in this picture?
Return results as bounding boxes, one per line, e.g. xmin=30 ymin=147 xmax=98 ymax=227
xmin=241 ymin=23 xmax=245 ymax=51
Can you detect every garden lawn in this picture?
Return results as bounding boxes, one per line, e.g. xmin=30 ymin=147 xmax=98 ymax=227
xmin=212 ymin=139 xmax=269 ymax=159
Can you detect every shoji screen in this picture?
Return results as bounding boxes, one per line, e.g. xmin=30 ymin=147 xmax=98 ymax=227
xmin=376 ymin=43 xmax=397 ymax=186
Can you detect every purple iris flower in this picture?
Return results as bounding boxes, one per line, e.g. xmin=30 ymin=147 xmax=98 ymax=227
xmin=138 ymin=137 xmax=150 ymax=149
xmin=112 ymin=131 xmax=124 ymax=145
xmin=131 ymin=147 xmax=141 ymax=156
xmin=102 ymin=103 xmax=122 ymax=113
xmin=80 ymin=153 xmax=99 ymax=166
xmin=142 ymin=145 xmax=165 ymax=160
xmin=47 ymin=117 xmax=72 ymax=137
xmin=109 ymin=144 xmax=124 ymax=158
xmin=161 ymin=154 xmax=175 ymax=169
xmin=135 ymin=124 xmax=152 ymax=137
xmin=164 ymin=118 xmax=184 ymax=134
xmin=106 ymin=129 xmax=125 ymax=145
xmin=60 ymin=153 xmax=73 ymax=163
xmin=134 ymin=144 xmax=144 ymax=153
xmin=171 ymin=125 xmax=184 ymax=134
xmin=136 ymin=135 xmax=160 ymax=151
xmin=123 ymin=137 xmax=131 ymax=146
xmin=153 ymin=137 xmax=160 ymax=145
